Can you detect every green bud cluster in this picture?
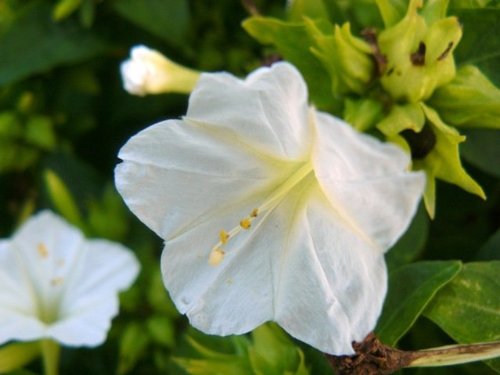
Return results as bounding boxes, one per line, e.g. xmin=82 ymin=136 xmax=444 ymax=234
xmin=307 ymin=21 xmax=374 ymax=96
xmin=377 ymin=0 xmax=462 ymax=103
xmin=371 ymin=0 xmax=499 ymax=215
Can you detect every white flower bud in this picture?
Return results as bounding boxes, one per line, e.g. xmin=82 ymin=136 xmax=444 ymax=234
xmin=120 ymin=45 xmax=200 ymax=96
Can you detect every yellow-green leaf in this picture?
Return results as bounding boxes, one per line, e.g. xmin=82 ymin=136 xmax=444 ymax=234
xmin=0 ymin=342 xmax=40 ymax=373
xmin=43 ymin=169 xmax=85 ymax=228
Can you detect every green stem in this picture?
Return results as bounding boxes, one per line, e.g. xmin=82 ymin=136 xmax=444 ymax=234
xmin=41 ymin=339 xmax=60 ymax=375
xmin=408 ymin=340 xmax=500 ymax=367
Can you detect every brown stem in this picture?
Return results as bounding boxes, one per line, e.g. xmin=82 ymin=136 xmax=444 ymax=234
xmin=326 ymin=333 xmax=500 ymax=375
xmin=326 ymin=333 xmax=414 ymax=375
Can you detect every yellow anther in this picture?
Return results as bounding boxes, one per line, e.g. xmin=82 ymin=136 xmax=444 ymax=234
xmin=219 ymin=230 xmax=230 ymax=244
xmin=250 ymin=208 xmax=259 ymax=218
xmin=209 ymin=248 xmax=225 ymax=266
xmin=37 ymin=243 xmax=49 ymax=258
xmin=50 ymin=277 xmax=64 ymax=286
xmin=240 ymin=218 xmax=251 ymax=229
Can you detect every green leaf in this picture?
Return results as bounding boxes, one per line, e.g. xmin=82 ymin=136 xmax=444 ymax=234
xmin=185 ymin=336 xmax=240 ymax=361
xmin=0 ymin=112 xmax=40 ymax=173
xmin=0 ymin=141 xmax=38 ymax=173
xmin=174 ymin=334 xmax=252 ymax=375
xmin=376 ymin=260 xmax=462 ymax=346
xmin=117 ymin=323 xmax=152 ymax=375
xmin=174 ymin=357 xmax=252 ymax=375
xmin=0 ymin=1 xmax=107 ymax=86
xmin=424 ymin=261 xmax=500 ymax=372
xmin=386 ymin=204 xmax=429 ymax=270
xmin=79 ymin=0 xmax=95 ymax=28
xmin=249 ymin=324 xmax=307 ymax=374
xmin=52 ymin=0 xmax=82 ymax=21
xmin=87 ymin=185 xmax=128 ymax=241
xmin=461 ymin=129 xmax=500 ymax=178
xmin=242 ymin=17 xmax=335 ymax=110
xmin=146 ymin=315 xmax=175 ymax=348
xmin=146 ymin=267 xmax=179 ymax=317
xmin=175 ymin=325 xmax=309 ymax=375
xmin=113 ymin=0 xmax=189 ymax=46
xmin=0 ymin=342 xmax=40 ymax=373
xmin=43 ymin=169 xmax=85 ymax=229
xmin=24 ymin=115 xmax=56 ymax=150
xmin=287 ymin=0 xmax=329 ymax=22
xmin=476 ymin=229 xmax=500 ymax=261
xmin=450 ymin=0 xmax=497 ymax=9
xmin=452 ymin=8 xmax=500 ymax=85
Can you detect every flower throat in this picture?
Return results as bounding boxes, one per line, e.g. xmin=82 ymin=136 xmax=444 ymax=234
xmin=208 ymin=162 xmax=313 ymax=265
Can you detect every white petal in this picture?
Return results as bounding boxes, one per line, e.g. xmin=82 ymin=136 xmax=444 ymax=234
xmin=0 ymin=313 xmax=46 ymax=343
xmin=0 ymin=240 xmax=46 ymax=344
xmin=0 ymin=241 xmax=38 ymax=317
xmin=274 ymin=183 xmax=387 ymax=355
xmin=116 ymin=118 xmax=299 ymax=239
xmin=186 ymin=62 xmax=311 ymax=160
xmin=161 ymin=196 xmax=277 ymax=334
xmin=52 ymin=240 xmax=139 ymax=346
xmin=312 ymin=111 xmax=425 ymax=250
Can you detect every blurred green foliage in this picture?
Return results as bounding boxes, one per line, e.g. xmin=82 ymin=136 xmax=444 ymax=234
xmin=0 ymin=0 xmax=499 ymax=374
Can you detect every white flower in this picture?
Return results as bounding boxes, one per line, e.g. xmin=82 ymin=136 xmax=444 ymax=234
xmin=120 ymin=45 xmax=200 ymax=96
xmin=0 ymin=211 xmax=139 ymax=347
xmin=115 ymin=62 xmax=425 ymax=355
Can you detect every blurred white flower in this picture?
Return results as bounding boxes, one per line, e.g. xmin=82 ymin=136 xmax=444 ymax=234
xmin=115 ymin=62 xmax=425 ymax=355
xmin=120 ymin=45 xmax=200 ymax=96
xmin=0 ymin=211 xmax=139 ymax=347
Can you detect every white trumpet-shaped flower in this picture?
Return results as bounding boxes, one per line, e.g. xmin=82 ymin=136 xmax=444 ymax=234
xmin=0 ymin=211 xmax=139 ymax=347
xmin=115 ymin=62 xmax=425 ymax=355
xmin=120 ymin=45 xmax=200 ymax=96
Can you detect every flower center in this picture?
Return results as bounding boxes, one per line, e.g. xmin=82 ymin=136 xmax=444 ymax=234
xmin=35 ymin=242 xmax=66 ymax=323
xmin=208 ymin=162 xmax=313 ymax=265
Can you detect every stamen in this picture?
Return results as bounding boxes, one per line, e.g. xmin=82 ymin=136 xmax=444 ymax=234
xmin=207 ymin=162 xmax=314 ymax=266
xmin=209 ymin=248 xmax=225 ymax=266
xmin=37 ymin=243 xmax=49 ymax=258
xmin=219 ymin=230 xmax=230 ymax=244
xmin=240 ymin=218 xmax=252 ymax=229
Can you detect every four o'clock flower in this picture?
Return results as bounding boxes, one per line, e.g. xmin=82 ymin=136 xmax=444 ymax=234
xmin=115 ymin=62 xmax=425 ymax=355
xmin=0 ymin=210 xmax=139 ymax=347
xmin=120 ymin=45 xmax=200 ymax=96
